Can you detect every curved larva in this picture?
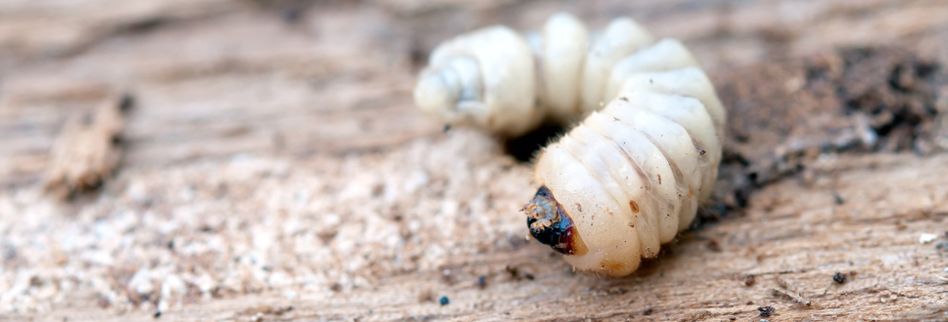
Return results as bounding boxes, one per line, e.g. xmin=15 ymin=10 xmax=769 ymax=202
xmin=415 ymin=13 xmax=727 ymax=276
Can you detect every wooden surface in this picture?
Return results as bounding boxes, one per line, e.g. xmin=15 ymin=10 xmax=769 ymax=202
xmin=1 ymin=0 xmax=947 ymax=321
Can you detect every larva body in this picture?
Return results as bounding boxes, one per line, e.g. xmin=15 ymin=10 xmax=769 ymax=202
xmin=415 ymin=13 xmax=726 ymax=276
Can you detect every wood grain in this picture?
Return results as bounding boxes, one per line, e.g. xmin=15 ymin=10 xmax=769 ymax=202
xmin=0 ymin=0 xmax=946 ymax=321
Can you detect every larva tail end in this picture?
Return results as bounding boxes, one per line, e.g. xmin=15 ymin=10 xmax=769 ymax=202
xmin=523 ymin=186 xmax=587 ymax=255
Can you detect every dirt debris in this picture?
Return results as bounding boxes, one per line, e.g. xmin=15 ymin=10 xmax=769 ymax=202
xmin=703 ymin=46 xmax=946 ymax=221
xmin=477 ymin=275 xmax=487 ymax=289
xmin=417 ymin=289 xmax=435 ymax=303
xmin=832 ymin=272 xmax=847 ymax=284
xmin=642 ymin=307 xmax=654 ymax=316
xmin=238 ymin=304 xmax=293 ymax=318
xmin=743 ymin=275 xmax=757 ymax=287
xmin=43 ymin=94 xmax=133 ymax=199
xmin=771 ymin=278 xmax=812 ymax=307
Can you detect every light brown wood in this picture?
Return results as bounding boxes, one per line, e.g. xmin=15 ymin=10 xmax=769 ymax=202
xmin=42 ymin=95 xmax=129 ymax=199
xmin=0 ymin=0 xmax=946 ymax=321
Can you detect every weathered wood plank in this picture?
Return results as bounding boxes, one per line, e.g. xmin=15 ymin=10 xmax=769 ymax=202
xmin=0 ymin=0 xmax=946 ymax=321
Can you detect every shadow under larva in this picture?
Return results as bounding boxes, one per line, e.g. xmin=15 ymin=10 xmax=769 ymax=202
xmin=415 ymin=12 xmax=726 ymax=277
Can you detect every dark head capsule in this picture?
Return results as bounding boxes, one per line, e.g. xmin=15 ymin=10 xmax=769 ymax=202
xmin=523 ymin=186 xmax=586 ymax=255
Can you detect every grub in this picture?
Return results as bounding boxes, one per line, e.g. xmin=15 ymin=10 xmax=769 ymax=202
xmin=1 ymin=1 xmax=947 ymax=321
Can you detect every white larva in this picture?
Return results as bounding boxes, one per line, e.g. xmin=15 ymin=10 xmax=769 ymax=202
xmin=415 ymin=13 xmax=726 ymax=276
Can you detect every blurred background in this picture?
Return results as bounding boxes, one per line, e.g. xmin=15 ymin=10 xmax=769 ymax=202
xmin=1 ymin=0 xmax=946 ymax=321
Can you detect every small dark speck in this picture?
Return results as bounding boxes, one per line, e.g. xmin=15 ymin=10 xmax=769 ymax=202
xmin=153 ymin=310 xmax=162 ymax=319
xmin=619 ymin=97 xmax=629 ymax=102
xmin=439 ymin=295 xmax=450 ymax=306
xmin=505 ymin=265 xmax=519 ymax=279
xmin=524 ymin=273 xmax=535 ymax=280
xmin=281 ymin=7 xmax=304 ymax=24
xmin=936 ymin=240 xmax=948 ymax=251
xmin=706 ymin=239 xmax=722 ymax=252
xmin=833 ymin=192 xmax=845 ymax=205
xmin=757 ymin=306 xmax=775 ymax=317
xmin=648 ymin=78 xmax=654 ymax=84
xmin=477 ymin=275 xmax=487 ymax=289
xmin=832 ymin=272 xmax=847 ymax=284
xmin=698 ymin=148 xmax=707 ymax=156
xmin=81 ymin=113 xmax=94 ymax=125
xmin=329 ymin=283 xmax=342 ymax=292
xmin=443 ymin=124 xmax=452 ymax=133
xmin=642 ymin=308 xmax=653 ymax=316
xmin=0 ymin=246 xmax=17 ymax=261
xmin=744 ymin=275 xmax=756 ymax=287
xmin=119 ymin=93 xmax=135 ymax=112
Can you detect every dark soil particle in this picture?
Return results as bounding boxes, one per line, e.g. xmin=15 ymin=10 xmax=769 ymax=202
xmin=833 ymin=272 xmax=847 ymax=284
xmin=743 ymin=275 xmax=757 ymax=287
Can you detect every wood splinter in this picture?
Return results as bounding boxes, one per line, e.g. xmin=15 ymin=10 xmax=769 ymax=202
xmin=43 ymin=94 xmax=133 ymax=199
xmin=772 ymin=277 xmax=813 ymax=306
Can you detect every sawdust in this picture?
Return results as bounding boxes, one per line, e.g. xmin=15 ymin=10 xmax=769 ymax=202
xmin=1 ymin=129 xmax=533 ymax=314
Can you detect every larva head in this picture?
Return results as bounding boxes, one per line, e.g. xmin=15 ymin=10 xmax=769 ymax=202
xmin=523 ymin=186 xmax=587 ymax=255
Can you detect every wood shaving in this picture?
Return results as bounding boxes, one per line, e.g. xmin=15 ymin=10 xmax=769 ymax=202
xmin=772 ymin=277 xmax=812 ymax=306
xmin=43 ymin=94 xmax=131 ymax=199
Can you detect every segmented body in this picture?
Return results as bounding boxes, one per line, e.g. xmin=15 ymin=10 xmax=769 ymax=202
xmin=415 ymin=13 xmax=726 ymax=276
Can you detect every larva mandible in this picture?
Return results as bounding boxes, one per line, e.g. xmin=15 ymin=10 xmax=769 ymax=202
xmin=415 ymin=13 xmax=726 ymax=276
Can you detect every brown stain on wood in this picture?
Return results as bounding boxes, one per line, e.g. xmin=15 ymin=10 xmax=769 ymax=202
xmin=600 ymin=260 xmax=626 ymax=273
